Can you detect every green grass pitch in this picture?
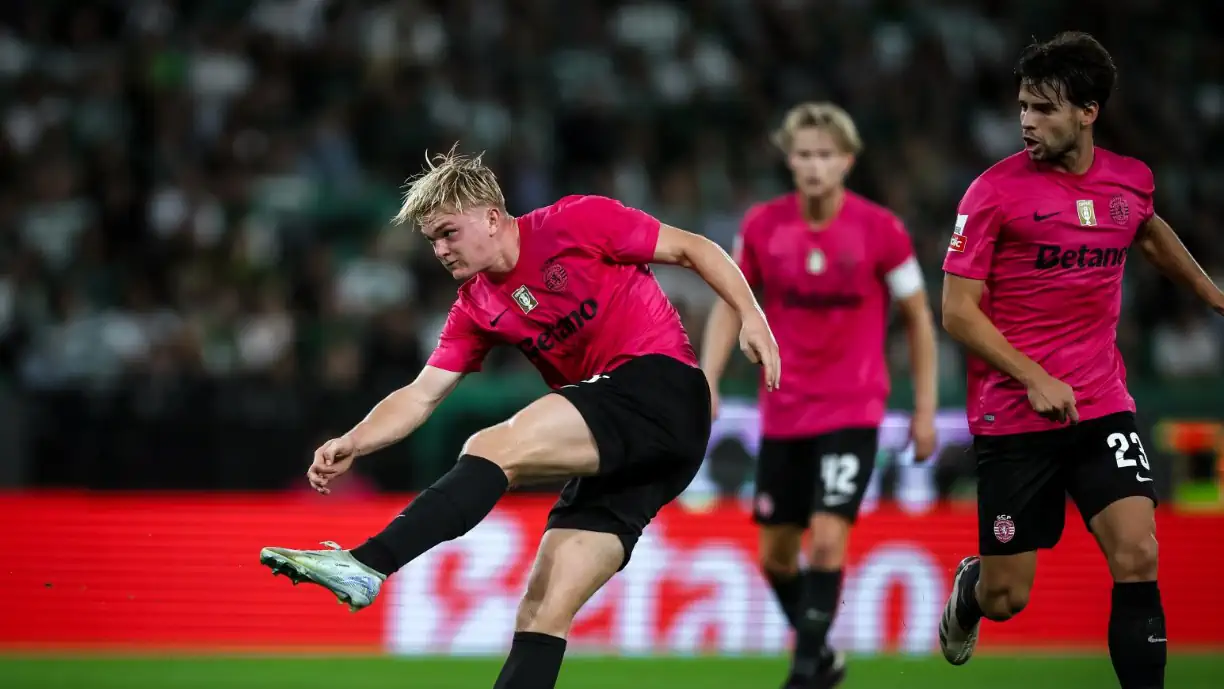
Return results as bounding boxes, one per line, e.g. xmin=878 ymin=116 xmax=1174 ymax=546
xmin=2 ymin=654 xmax=1222 ymax=689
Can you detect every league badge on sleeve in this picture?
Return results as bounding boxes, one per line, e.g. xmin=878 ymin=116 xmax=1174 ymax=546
xmin=949 ymin=234 xmax=967 ymax=252
xmin=948 ymin=215 xmax=968 ymax=252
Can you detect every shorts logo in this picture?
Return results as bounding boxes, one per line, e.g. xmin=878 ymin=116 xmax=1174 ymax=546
xmin=542 ymin=258 xmax=568 ymax=292
xmin=993 ymin=514 xmax=1015 ymax=543
xmin=1109 ymin=194 xmax=1130 ymax=224
xmin=755 ymin=493 xmax=774 ymax=518
xmin=1076 ymin=199 xmax=1097 ymax=226
xmin=512 ymin=286 xmax=538 ymax=313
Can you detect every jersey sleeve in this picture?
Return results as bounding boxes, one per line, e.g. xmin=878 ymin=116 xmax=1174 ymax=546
xmin=876 ymin=214 xmax=924 ymax=298
xmin=732 ymin=205 xmax=768 ymax=289
xmin=562 ymin=195 xmax=662 ymax=264
xmin=425 ymin=302 xmax=492 ymax=374
xmin=877 ymin=213 xmax=916 ymax=274
xmin=942 ymin=176 xmax=1004 ymax=281
xmin=1136 ymin=162 xmax=1156 ymax=224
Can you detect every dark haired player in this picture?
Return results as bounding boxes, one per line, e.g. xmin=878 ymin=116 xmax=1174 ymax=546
xmin=257 ymin=151 xmax=779 ymax=689
xmin=938 ymin=32 xmax=1224 ymax=689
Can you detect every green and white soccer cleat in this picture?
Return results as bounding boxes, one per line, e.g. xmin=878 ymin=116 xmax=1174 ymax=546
xmin=259 ymin=541 xmax=386 ymax=612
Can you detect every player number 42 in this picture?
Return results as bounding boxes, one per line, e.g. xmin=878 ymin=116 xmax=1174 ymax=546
xmin=1107 ymin=431 xmax=1152 ymax=480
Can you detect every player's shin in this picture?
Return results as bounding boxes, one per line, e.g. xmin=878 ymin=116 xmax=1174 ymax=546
xmin=792 ymin=568 xmax=844 ymax=675
xmin=351 ymin=454 xmax=509 ymax=575
xmin=493 ymin=631 xmax=567 ymax=689
xmin=1109 ymin=582 xmax=1166 ymax=689
xmin=955 ymin=558 xmax=985 ymax=628
xmin=764 ymin=569 xmax=803 ymax=629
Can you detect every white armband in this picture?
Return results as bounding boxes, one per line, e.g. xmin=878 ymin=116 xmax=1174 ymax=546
xmin=885 ymin=256 xmax=925 ymax=300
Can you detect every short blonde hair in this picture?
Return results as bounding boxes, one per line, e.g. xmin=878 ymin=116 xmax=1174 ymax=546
xmin=771 ymin=102 xmax=863 ymax=155
xmin=393 ymin=145 xmax=506 ymax=227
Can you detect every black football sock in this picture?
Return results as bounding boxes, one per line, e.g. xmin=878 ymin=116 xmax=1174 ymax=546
xmin=350 ymin=454 xmax=509 ymax=576
xmin=493 ymin=632 xmax=567 ymax=689
xmin=1109 ymin=581 xmax=1166 ymax=689
xmin=765 ymin=569 xmax=803 ymax=630
xmin=955 ymin=559 xmax=985 ymax=629
xmin=792 ymin=568 xmax=843 ymax=676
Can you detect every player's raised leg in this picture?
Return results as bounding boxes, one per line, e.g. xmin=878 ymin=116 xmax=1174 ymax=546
xmin=260 ymin=392 xmax=599 ymax=610
xmin=940 ymin=432 xmax=1064 ymax=665
xmin=493 ymin=528 xmax=625 ymax=689
xmin=941 ymin=551 xmax=1038 ymax=664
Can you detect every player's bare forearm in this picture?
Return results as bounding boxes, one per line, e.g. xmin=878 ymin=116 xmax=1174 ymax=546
xmin=898 ymin=292 xmax=939 ymax=416
xmin=699 ymin=299 xmax=741 ymax=383
xmin=653 ymin=224 xmax=763 ymax=321
xmin=942 ymin=274 xmax=1047 ymax=386
xmin=343 ymin=366 xmax=463 ymax=457
xmin=1137 ymin=214 xmax=1224 ymax=313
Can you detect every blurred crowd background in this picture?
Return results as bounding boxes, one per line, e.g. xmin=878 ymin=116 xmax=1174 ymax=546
xmin=1 ymin=0 xmax=1222 ymax=493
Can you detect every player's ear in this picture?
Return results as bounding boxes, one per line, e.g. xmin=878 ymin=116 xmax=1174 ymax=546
xmin=1080 ymin=102 xmax=1100 ymax=127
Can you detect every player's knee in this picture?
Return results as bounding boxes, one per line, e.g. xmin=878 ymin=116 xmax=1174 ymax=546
xmin=462 ymin=424 xmax=531 ymax=483
xmin=978 ymin=581 xmax=1030 ymax=621
xmin=1108 ymin=535 xmax=1159 ymax=582
xmin=807 ymin=519 xmax=850 ymax=569
xmin=514 ymin=592 xmax=575 ymax=637
xmin=758 ymin=531 xmax=801 ymax=577
xmin=759 ymin=552 xmax=799 ymax=579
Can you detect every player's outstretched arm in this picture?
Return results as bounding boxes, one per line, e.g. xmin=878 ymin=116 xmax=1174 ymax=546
xmin=1136 ymin=214 xmax=1224 ymax=314
xmin=653 ymin=224 xmax=781 ymax=390
xmin=308 ymin=365 xmax=464 ymax=494
xmin=942 ymin=274 xmax=1078 ymax=423
xmin=344 ymin=365 xmax=463 ymax=455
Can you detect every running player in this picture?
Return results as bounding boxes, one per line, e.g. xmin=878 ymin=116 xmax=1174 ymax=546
xmin=258 ymin=149 xmax=779 ymax=689
xmin=701 ymin=102 xmax=938 ymax=689
xmin=938 ymin=32 xmax=1224 ymax=689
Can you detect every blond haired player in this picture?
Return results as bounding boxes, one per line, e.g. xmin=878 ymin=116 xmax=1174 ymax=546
xmin=259 ymin=148 xmax=778 ymax=689
xmin=702 ymin=103 xmax=938 ymax=689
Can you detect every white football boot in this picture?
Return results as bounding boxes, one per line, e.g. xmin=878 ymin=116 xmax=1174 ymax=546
xmin=939 ymin=555 xmax=982 ymax=665
xmin=259 ymin=541 xmax=386 ymax=612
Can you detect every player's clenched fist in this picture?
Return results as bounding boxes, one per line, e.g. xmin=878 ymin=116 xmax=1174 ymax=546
xmin=739 ymin=311 xmax=781 ymax=391
xmin=1026 ymin=373 xmax=1079 ymax=424
xmin=307 ymin=436 xmax=358 ymax=495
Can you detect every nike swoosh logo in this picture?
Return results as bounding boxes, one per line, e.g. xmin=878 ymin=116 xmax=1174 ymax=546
xmin=490 ymin=308 xmax=510 ymax=326
xmin=1148 ymin=635 xmax=1166 ymax=643
xmin=1136 ymin=474 xmax=1153 ymax=482
xmin=1033 ymin=211 xmax=1062 ymax=222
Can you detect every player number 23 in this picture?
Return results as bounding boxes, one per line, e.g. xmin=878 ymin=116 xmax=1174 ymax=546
xmin=1106 ymin=432 xmax=1150 ymax=471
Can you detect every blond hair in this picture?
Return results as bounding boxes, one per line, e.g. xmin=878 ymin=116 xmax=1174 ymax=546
xmin=772 ymin=102 xmax=863 ymax=155
xmin=393 ymin=145 xmax=506 ymax=227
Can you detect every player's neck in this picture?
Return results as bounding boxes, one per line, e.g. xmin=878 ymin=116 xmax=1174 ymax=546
xmin=486 ymin=218 xmax=521 ymax=277
xmin=800 ymin=187 xmax=844 ymax=228
xmin=1051 ymin=140 xmax=1096 ymax=176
